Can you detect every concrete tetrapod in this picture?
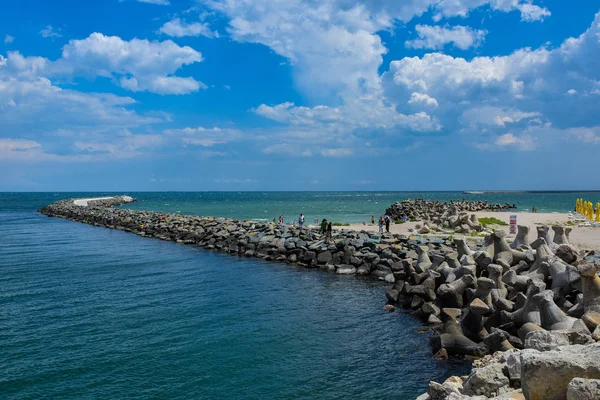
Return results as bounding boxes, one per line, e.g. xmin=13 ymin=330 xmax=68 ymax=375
xmin=532 ymin=225 xmax=558 ymax=250
xmin=552 ymin=225 xmax=570 ymax=245
xmin=578 ymin=261 xmax=600 ymax=313
xmin=437 ymin=274 xmax=476 ymax=309
xmin=474 ymin=277 xmax=496 ymax=311
xmin=416 ymin=246 xmax=433 ymax=273
xmin=529 ymin=238 xmax=554 ymax=274
xmin=509 ymin=225 xmax=530 ymax=249
xmin=511 ymin=280 xmax=546 ymax=327
xmin=461 ymin=298 xmax=490 ymax=343
xmin=547 ymin=259 xmax=581 ymax=295
xmin=487 ymin=264 xmax=508 ymax=300
xmin=431 ymin=308 xmax=486 ymax=357
xmin=536 ymin=290 xmax=577 ymax=331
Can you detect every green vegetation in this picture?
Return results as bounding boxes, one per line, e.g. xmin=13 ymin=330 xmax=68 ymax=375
xmin=479 ymin=217 xmax=508 ymax=228
xmin=332 ymin=222 xmax=350 ymax=226
xmin=395 ymin=219 xmax=405 ymax=224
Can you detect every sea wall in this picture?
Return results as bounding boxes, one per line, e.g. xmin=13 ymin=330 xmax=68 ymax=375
xmin=39 ymin=196 xmax=600 ymax=400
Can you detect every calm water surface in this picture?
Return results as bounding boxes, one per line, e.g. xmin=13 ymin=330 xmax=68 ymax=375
xmin=1 ymin=193 xmax=471 ymax=399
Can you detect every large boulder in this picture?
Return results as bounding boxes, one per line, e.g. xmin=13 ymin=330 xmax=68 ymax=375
xmin=524 ymin=330 xmax=594 ymax=351
xmin=567 ymin=378 xmax=600 ymax=400
xmin=521 ymin=343 xmax=600 ymax=400
xmin=462 ymin=358 xmax=510 ymax=397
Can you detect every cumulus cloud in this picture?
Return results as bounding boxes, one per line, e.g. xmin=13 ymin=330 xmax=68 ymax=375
xmin=4 ymin=35 xmax=14 ymax=44
xmin=406 ymin=25 xmax=487 ymax=50
xmin=201 ymin=0 xmax=552 ymax=156
xmin=159 ymin=18 xmax=218 ymax=38
xmin=57 ymin=33 xmax=205 ymax=94
xmin=4 ymin=33 xmax=205 ymax=95
xmin=408 ymin=92 xmax=438 ymax=107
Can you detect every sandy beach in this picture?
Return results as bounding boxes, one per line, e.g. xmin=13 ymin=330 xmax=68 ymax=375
xmin=334 ymin=212 xmax=600 ymax=250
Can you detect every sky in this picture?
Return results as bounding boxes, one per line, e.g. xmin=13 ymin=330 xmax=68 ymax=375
xmin=1 ymin=0 xmax=600 ymax=191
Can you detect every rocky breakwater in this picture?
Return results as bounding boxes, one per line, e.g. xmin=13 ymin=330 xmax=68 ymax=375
xmin=386 ymin=199 xmax=516 ymax=236
xmin=395 ymin=226 xmax=600 ymax=398
xmin=38 ymin=196 xmax=459 ymax=280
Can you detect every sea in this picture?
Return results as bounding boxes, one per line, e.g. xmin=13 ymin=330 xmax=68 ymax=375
xmin=1 ymin=191 xmax=597 ymax=399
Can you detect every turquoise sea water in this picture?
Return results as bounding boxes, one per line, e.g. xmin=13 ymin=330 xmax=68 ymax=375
xmin=1 ymin=191 xmax=597 ymax=399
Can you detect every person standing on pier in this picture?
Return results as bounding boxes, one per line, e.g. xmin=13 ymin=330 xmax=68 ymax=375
xmin=371 ymin=215 xmax=375 ymax=225
xmin=326 ymin=221 xmax=333 ymax=242
xmin=299 ymin=214 xmax=305 ymax=230
xmin=384 ymin=215 xmax=391 ymax=233
xmin=378 ymin=216 xmax=384 ymax=233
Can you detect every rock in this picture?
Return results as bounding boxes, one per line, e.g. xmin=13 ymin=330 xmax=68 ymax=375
xmin=593 ymin=326 xmax=600 ymax=341
xmin=382 ymin=304 xmax=396 ymax=312
xmin=432 ymin=348 xmax=448 ymax=360
xmin=507 ymin=349 xmax=538 ymax=386
xmin=557 ymin=244 xmax=579 ymax=264
xmin=582 ymin=311 xmax=600 ymax=331
xmin=521 ymin=343 xmax=600 ymax=400
xmin=317 ymin=251 xmax=333 ymax=264
xmin=462 ymin=358 xmax=510 ymax=397
xmin=567 ymin=378 xmax=600 ymax=400
xmin=336 ymin=265 xmax=356 ymax=275
xmin=427 ymin=380 xmax=461 ymax=400
xmin=524 ymin=330 xmax=594 ymax=351
xmin=303 ymin=251 xmax=317 ymax=262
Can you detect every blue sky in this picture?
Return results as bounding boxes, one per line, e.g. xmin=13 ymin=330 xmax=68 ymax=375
xmin=1 ymin=0 xmax=600 ymax=191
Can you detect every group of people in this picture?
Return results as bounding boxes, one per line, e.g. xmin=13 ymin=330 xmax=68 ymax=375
xmin=371 ymin=214 xmax=392 ymax=233
xmin=320 ymin=219 xmax=333 ymax=241
xmin=273 ymin=213 xmax=336 ymax=241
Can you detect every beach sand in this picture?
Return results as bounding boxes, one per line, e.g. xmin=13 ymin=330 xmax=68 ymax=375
xmin=334 ymin=212 xmax=600 ymax=250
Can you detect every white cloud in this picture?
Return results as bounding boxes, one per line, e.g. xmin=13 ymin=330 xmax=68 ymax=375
xmin=4 ymin=35 xmax=14 ymax=44
xmin=320 ymin=148 xmax=353 ymax=157
xmin=408 ymin=92 xmax=438 ymax=107
xmin=459 ymin=107 xmax=540 ymax=128
xmin=199 ymin=0 xmax=553 ymax=156
xmin=564 ymin=127 xmax=600 ymax=144
xmin=517 ymin=3 xmax=551 ymax=22
xmin=159 ymin=18 xmax=218 ymax=38
xmin=136 ymin=0 xmax=170 ymax=5
xmin=262 ymin=143 xmax=313 ymax=156
xmin=385 ymin=10 xmax=600 ymax=149
xmin=57 ymin=33 xmax=204 ymax=94
xmin=495 ymin=133 xmax=536 ymax=150
xmin=406 ymin=25 xmax=486 ymax=50
xmin=165 ymin=126 xmax=243 ymax=147
xmin=74 ymin=134 xmax=163 ymax=159
xmin=433 ymin=0 xmax=550 ymax=22
xmin=0 ymin=138 xmax=41 ymax=151
xmin=4 ymin=33 xmax=205 ymax=95
xmin=0 ymin=75 xmax=158 ymax=131
xmin=213 ymin=178 xmax=258 ymax=183
xmin=40 ymin=25 xmax=62 ymax=38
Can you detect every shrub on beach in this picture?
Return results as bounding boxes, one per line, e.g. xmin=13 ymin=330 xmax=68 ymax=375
xmin=479 ymin=217 xmax=508 ymax=228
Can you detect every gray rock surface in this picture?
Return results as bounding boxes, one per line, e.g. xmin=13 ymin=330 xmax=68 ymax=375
xmin=567 ymin=378 xmax=600 ymax=400
xmin=521 ymin=343 xmax=600 ymax=400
